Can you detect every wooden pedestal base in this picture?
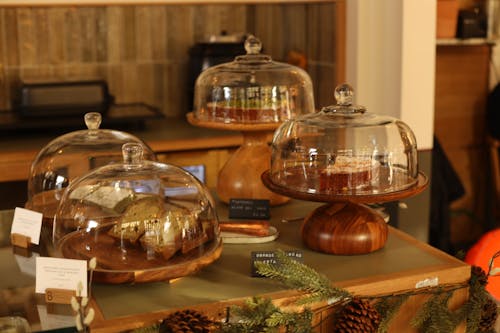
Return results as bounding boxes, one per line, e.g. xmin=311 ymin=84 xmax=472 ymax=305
xmin=301 ymin=202 xmax=388 ymax=255
xmin=217 ymin=131 xmax=289 ymax=206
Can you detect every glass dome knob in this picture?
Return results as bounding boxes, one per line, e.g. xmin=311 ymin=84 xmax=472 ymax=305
xmin=334 ymin=83 xmax=354 ymax=106
xmin=244 ymin=35 xmax=262 ymax=55
xmin=84 ymin=112 xmax=102 ymax=130
xmin=122 ymin=142 xmax=144 ymax=166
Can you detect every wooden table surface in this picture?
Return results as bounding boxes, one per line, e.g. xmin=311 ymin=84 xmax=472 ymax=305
xmin=0 ymin=198 xmax=471 ymax=332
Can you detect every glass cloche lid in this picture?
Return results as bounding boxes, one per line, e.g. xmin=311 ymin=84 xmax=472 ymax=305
xmin=26 ymin=112 xmax=157 ymax=222
xmin=52 ymin=143 xmax=221 ymax=284
xmin=192 ymin=34 xmax=315 ymax=124
xmin=265 ymin=83 xmax=420 ymax=199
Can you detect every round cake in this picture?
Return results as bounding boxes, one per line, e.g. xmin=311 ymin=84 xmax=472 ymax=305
xmin=319 ymin=156 xmax=379 ymax=193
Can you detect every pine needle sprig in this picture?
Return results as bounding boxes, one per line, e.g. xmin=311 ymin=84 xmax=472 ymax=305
xmin=254 ymin=249 xmax=351 ymax=305
xmin=265 ymin=309 xmax=313 ymax=333
xmin=465 ymin=268 xmax=492 ymax=332
xmin=218 ymin=297 xmax=313 ymax=333
xmin=231 ymin=297 xmax=279 ymax=328
xmin=374 ymin=294 xmax=409 ymax=333
xmin=410 ymin=291 xmax=456 ymax=333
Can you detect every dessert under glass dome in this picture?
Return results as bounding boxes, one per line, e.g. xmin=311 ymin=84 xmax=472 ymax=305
xmin=262 ymin=84 xmax=428 ymax=254
xmin=188 ymin=35 xmax=315 ymax=205
xmin=52 ymin=143 xmax=222 ymax=284
xmin=26 ymin=112 xmax=156 ymax=224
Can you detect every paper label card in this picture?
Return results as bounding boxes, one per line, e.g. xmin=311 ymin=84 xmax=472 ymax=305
xmin=10 ymin=207 xmax=43 ymax=245
xmin=251 ymin=250 xmax=304 ymax=277
xmin=229 ymin=199 xmax=270 ymax=220
xmin=36 ymin=257 xmax=88 ymax=297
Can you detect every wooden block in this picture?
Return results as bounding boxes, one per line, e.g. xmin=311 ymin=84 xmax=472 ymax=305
xmin=12 ymin=245 xmax=31 ymax=257
xmin=45 ymin=288 xmax=76 ymax=304
xmin=10 ymin=233 xmax=31 ymax=248
xmin=437 ymin=0 xmax=459 ymax=38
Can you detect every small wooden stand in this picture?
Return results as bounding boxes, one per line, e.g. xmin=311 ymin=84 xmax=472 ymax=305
xmin=261 ymin=170 xmax=429 ymax=255
xmin=45 ymin=288 xmax=76 ymax=304
xmin=10 ymin=233 xmax=31 ymax=249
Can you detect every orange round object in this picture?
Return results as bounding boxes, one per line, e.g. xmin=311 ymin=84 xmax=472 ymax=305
xmin=464 ymin=228 xmax=500 ymax=300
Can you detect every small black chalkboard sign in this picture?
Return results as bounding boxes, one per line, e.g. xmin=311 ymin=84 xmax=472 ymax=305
xmin=250 ymin=250 xmax=304 ymax=277
xmin=228 ymin=199 xmax=270 ymax=220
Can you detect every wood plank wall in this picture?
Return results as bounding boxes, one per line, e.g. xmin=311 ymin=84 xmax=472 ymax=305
xmin=0 ymin=3 xmax=338 ymax=117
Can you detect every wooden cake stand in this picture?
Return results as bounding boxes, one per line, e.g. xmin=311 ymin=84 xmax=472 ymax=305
xmin=187 ymin=112 xmax=289 ymax=206
xmin=261 ymin=171 xmax=428 ymax=255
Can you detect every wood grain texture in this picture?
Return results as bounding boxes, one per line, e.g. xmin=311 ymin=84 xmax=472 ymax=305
xmin=434 ymin=44 xmax=492 ymax=244
xmin=301 ymin=202 xmax=388 ymax=255
xmin=216 ymin=131 xmax=290 ymax=205
xmin=0 ymin=3 xmax=340 ymax=117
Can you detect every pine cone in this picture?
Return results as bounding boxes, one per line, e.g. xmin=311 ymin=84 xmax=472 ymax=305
xmin=471 ymin=266 xmax=489 ymax=287
xmin=334 ymin=298 xmax=381 ymax=333
xmin=159 ymin=309 xmax=217 ymax=333
xmin=478 ymin=297 xmax=499 ymax=332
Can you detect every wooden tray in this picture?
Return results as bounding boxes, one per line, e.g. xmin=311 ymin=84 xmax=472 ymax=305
xmin=261 ymin=170 xmax=429 ymax=204
xmin=58 ymin=225 xmax=223 ymax=284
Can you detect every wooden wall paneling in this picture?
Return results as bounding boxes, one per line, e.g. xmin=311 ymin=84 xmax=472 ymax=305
xmin=306 ymin=3 xmax=337 ymax=107
xmin=135 ymin=6 xmax=153 ymax=62
xmin=0 ymin=3 xmax=341 ymax=117
xmin=48 ymin=8 xmax=66 ymax=65
xmin=17 ymin=8 xmax=36 ymax=67
xmin=34 ymin=9 xmax=50 ymax=65
xmin=95 ymin=7 xmax=108 ymax=62
xmin=434 ymin=44 xmax=492 ymax=246
xmin=65 ymin=8 xmax=84 ymax=63
xmin=149 ymin=6 xmax=167 ymax=60
xmin=106 ymin=6 xmax=124 ymax=64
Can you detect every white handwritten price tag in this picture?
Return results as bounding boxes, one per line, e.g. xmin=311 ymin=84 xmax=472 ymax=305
xmin=10 ymin=207 xmax=43 ymax=245
xmin=35 ymin=257 xmax=88 ymax=297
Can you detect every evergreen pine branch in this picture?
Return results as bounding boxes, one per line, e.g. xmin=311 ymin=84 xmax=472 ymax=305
xmin=254 ymin=250 xmax=351 ymax=304
xmin=465 ymin=275 xmax=491 ymax=332
xmin=411 ymin=291 xmax=457 ymax=333
xmin=265 ymin=309 xmax=313 ymax=333
xmin=374 ymin=294 xmax=409 ymax=333
xmin=231 ymin=297 xmax=279 ymax=328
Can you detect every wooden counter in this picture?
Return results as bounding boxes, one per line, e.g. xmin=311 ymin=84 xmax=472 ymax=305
xmin=0 ymin=200 xmax=471 ymax=332
xmin=0 ymin=117 xmax=243 ymax=184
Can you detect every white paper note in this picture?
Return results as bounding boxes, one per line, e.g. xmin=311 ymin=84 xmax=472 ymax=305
xmin=35 ymin=257 xmax=88 ymax=297
xmin=10 ymin=207 xmax=43 ymax=245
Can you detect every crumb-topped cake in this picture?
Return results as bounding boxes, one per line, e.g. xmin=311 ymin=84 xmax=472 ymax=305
xmin=319 ymin=156 xmax=379 ymax=193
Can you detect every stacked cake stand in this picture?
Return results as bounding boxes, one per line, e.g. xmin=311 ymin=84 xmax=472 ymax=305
xmin=262 ymin=84 xmax=428 ymax=254
xmin=187 ymin=35 xmax=315 ymax=206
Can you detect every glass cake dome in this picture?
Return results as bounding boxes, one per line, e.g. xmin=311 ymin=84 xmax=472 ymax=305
xmin=26 ymin=112 xmax=157 ymax=223
xmin=192 ymin=34 xmax=315 ymax=124
xmin=52 ymin=143 xmax=221 ymax=284
xmin=267 ymin=83 xmax=419 ymax=199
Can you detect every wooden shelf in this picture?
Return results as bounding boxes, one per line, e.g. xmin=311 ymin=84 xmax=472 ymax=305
xmin=0 ymin=0 xmax=335 ymax=6
xmin=436 ymin=37 xmax=497 ymax=46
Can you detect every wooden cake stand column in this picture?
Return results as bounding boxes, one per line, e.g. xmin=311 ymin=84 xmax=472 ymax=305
xmin=217 ymin=130 xmax=289 ymax=206
xmin=301 ymin=202 xmax=388 ymax=255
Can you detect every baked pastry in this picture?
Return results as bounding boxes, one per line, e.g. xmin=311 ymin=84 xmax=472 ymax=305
xmin=319 ymin=156 xmax=379 ymax=192
xmin=140 ymin=216 xmax=182 ymax=261
xmin=69 ymin=185 xmax=135 ymax=214
xmin=205 ymin=86 xmax=293 ymax=123
xmin=108 ymin=195 xmax=165 ymax=243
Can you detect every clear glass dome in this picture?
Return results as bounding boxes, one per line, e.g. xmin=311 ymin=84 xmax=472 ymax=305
xmin=267 ymin=84 xmax=419 ymax=198
xmin=192 ymin=35 xmax=315 ymax=124
xmin=26 ymin=112 xmax=157 ymax=223
xmin=52 ymin=143 xmax=221 ymax=284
